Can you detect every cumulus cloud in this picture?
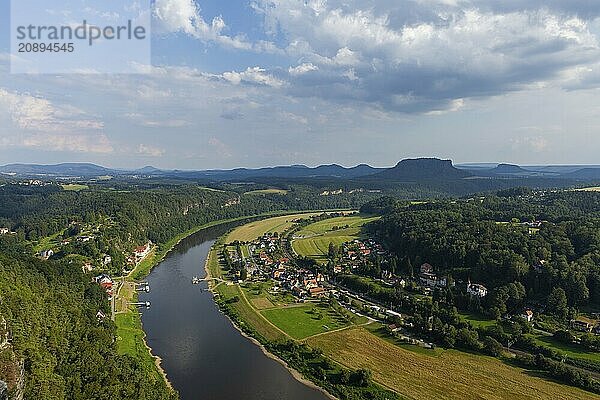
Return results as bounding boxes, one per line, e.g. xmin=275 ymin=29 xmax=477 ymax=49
xmin=208 ymin=137 xmax=233 ymax=158
xmin=289 ymin=63 xmax=319 ymax=76
xmin=511 ymin=135 xmax=550 ymax=153
xmin=0 ymin=89 xmax=112 ymax=153
xmin=153 ymin=0 xmax=259 ymax=50
xmin=221 ymin=67 xmax=285 ymax=87
xmin=251 ymin=0 xmax=600 ymax=113
xmin=21 ymin=133 xmax=113 ymax=154
xmin=137 ymin=144 xmax=166 ymax=157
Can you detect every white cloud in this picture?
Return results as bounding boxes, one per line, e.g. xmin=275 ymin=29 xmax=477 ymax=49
xmin=222 ymin=67 xmax=285 ymax=87
xmin=153 ymin=0 xmax=255 ymax=50
xmin=253 ymin=1 xmax=600 ymax=113
xmin=511 ymin=136 xmax=550 ymax=152
xmin=208 ymin=137 xmax=233 ymax=158
xmin=21 ymin=133 xmax=113 ymax=154
xmin=137 ymin=144 xmax=166 ymax=157
xmin=0 ymin=88 xmax=112 ymax=154
xmin=288 ymin=63 xmax=318 ymax=76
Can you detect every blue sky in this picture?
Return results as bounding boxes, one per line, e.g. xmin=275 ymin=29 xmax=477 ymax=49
xmin=1 ymin=0 xmax=600 ymax=169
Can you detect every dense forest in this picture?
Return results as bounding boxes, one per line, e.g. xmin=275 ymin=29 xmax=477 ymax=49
xmin=353 ymin=191 xmax=600 ymax=393
xmin=0 ymin=182 xmax=377 ymax=275
xmin=0 ymin=237 xmax=178 ymax=400
xmin=0 ymin=180 xmax=377 ymax=398
xmin=366 ymin=191 xmax=600 ymax=310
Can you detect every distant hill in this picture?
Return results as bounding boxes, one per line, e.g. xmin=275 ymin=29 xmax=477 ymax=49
xmin=563 ymin=168 xmax=600 ymax=181
xmin=135 ymin=166 xmax=163 ymax=174
xmin=370 ymin=158 xmax=471 ymax=181
xmin=0 ymin=163 xmax=113 ymax=177
xmin=171 ymin=164 xmax=382 ymax=181
xmin=490 ymin=163 xmax=527 ymax=174
xmin=3 ymin=160 xmax=600 ymax=186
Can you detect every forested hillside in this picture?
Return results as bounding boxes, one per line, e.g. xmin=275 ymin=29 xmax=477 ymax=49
xmin=366 ymin=191 xmax=600 ymax=313
xmin=0 ymin=237 xmax=178 ymax=399
xmin=0 ymin=181 xmax=376 ymax=398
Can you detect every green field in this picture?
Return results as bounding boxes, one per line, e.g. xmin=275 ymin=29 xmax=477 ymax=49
xmin=459 ymin=312 xmax=498 ymax=329
xmin=294 ymin=215 xmax=378 ymax=237
xmin=61 ymin=183 xmax=89 ymax=191
xmin=292 ymin=215 xmax=379 ymax=263
xmin=115 ymin=310 xmax=163 ymax=383
xmin=529 ymin=333 xmax=600 ymax=362
xmin=33 ymin=231 xmax=63 ymax=253
xmin=261 ymin=303 xmax=351 ymax=340
xmin=226 ymin=212 xmax=322 ymax=242
xmin=244 ymin=189 xmax=289 ymax=196
xmin=240 ymin=281 xmax=296 ymax=308
xmin=308 ymin=327 xmax=598 ymax=400
xmin=217 ymin=281 xmax=286 ymax=341
xmin=293 ymin=235 xmax=355 ymax=264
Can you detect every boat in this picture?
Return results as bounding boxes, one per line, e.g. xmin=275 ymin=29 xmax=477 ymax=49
xmin=192 ymin=276 xmax=201 ymax=284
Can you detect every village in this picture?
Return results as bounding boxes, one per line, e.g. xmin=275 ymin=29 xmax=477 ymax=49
xmin=221 ymin=224 xmax=600 ymax=347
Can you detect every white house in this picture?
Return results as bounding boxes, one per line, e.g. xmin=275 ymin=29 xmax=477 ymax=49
xmin=467 ymin=283 xmax=488 ymax=297
xmin=40 ymin=249 xmax=54 ymax=260
xmin=134 ymin=243 xmax=151 ymax=259
xmin=521 ymin=309 xmax=534 ymax=322
xmin=82 ymin=263 xmax=94 ymax=273
xmin=0 ymin=228 xmax=9 ymax=235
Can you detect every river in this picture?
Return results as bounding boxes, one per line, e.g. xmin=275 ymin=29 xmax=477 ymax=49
xmin=139 ymin=222 xmax=329 ymax=400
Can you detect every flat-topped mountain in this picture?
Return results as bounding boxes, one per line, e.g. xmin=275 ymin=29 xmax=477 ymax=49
xmin=371 ymin=158 xmax=472 ymax=181
xmin=490 ymin=163 xmax=527 ymax=174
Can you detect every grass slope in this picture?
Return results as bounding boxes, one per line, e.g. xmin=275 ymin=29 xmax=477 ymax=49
xmin=308 ymin=327 xmax=598 ymax=400
xmin=244 ymin=189 xmax=289 ymax=196
xmin=261 ymin=304 xmax=350 ymax=340
xmin=292 ymin=215 xmax=379 ymax=264
xmin=226 ymin=212 xmax=323 ymax=242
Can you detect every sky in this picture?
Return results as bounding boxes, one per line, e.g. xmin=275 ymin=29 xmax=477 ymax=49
xmin=1 ymin=0 xmax=600 ymax=169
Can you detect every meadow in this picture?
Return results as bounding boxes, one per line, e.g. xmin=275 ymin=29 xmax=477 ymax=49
xmin=226 ymin=212 xmax=323 ymax=242
xmin=244 ymin=189 xmax=289 ymax=196
xmin=61 ymin=183 xmax=89 ymax=191
xmin=308 ymin=327 xmax=599 ymax=400
xmin=292 ymin=215 xmax=379 ymax=263
xmin=261 ymin=303 xmax=351 ymax=340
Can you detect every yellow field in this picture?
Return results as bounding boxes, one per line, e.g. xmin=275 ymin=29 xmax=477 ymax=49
xmin=294 ymin=215 xmax=378 ymax=237
xmin=308 ymin=327 xmax=598 ymax=400
xmin=61 ymin=183 xmax=89 ymax=191
xmin=225 ymin=212 xmax=323 ymax=242
xmin=244 ymin=189 xmax=289 ymax=196
xmin=292 ymin=215 xmax=379 ymax=263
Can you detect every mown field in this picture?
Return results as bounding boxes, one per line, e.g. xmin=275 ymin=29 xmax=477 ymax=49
xmin=308 ymin=327 xmax=598 ymax=400
xmin=459 ymin=311 xmax=498 ymax=329
xmin=292 ymin=215 xmax=379 ymax=263
xmin=226 ymin=212 xmax=323 ymax=242
xmin=61 ymin=183 xmax=89 ymax=191
xmin=261 ymin=303 xmax=351 ymax=340
xmin=529 ymin=333 xmax=600 ymax=363
xmin=218 ymin=283 xmax=287 ymax=342
xmin=244 ymin=189 xmax=289 ymax=196
xmin=294 ymin=215 xmax=379 ymax=237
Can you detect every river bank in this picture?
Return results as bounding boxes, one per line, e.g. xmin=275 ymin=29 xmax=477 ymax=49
xmin=118 ymin=210 xmax=348 ymax=395
xmin=204 ymin=243 xmax=338 ymax=400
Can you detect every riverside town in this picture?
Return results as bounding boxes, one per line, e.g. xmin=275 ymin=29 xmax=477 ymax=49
xmin=1 ymin=1 xmax=600 ymax=400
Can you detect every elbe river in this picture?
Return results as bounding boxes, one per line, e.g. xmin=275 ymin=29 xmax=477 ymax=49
xmin=139 ymin=221 xmax=328 ymax=400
